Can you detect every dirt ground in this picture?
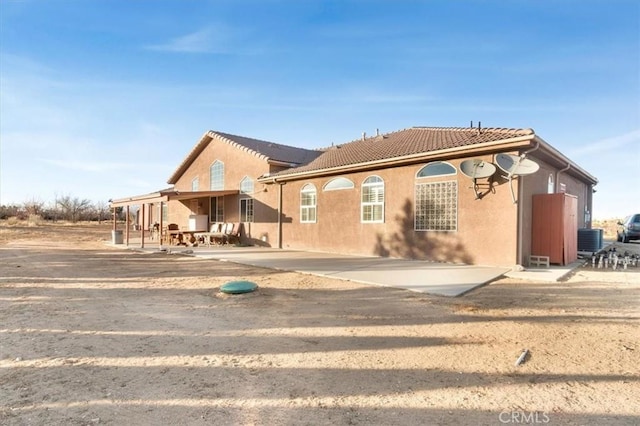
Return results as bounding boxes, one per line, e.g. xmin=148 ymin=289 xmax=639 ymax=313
xmin=0 ymin=222 xmax=638 ymax=426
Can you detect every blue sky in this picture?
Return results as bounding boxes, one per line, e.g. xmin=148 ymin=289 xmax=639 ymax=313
xmin=1 ymin=0 xmax=638 ymax=219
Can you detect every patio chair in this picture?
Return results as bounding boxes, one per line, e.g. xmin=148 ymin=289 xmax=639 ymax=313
xmin=195 ymin=223 xmax=222 ymax=247
xmin=225 ymin=223 xmax=242 ymax=245
xmin=165 ymin=223 xmax=182 ymax=245
xmin=210 ymin=223 xmax=232 ymax=245
xmin=150 ymin=222 xmax=160 ymax=240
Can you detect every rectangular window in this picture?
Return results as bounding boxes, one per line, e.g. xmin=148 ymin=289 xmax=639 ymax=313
xmin=240 ymin=198 xmax=254 ymax=223
xmin=162 ymin=204 xmax=168 ymax=222
xmin=192 ymin=177 xmax=199 ymax=192
xmin=415 ymin=181 xmax=457 ymax=231
xmin=209 ymin=196 xmax=224 ymax=223
xmin=300 ymin=188 xmax=317 ymax=223
xmin=361 ymin=185 xmax=384 ymax=223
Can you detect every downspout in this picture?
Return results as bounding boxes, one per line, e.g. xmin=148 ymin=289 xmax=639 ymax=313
xmin=273 ymin=178 xmax=284 ymax=249
xmin=517 ymin=176 xmax=525 ymax=267
xmin=584 ymin=184 xmax=592 ymax=228
xmin=158 ymin=202 xmax=163 ymax=250
xmin=125 ymin=205 xmax=130 ymax=246
xmin=555 ymin=162 xmax=571 ymax=193
xmin=516 ymin=141 xmax=540 ymax=267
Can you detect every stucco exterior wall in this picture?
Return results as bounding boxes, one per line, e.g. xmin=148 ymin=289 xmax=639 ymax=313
xmin=278 ymin=154 xmax=520 ymax=267
xmin=519 ymin=154 xmax=591 ymax=265
xmin=159 ymin=137 xmax=593 ymax=268
xmin=167 ymin=138 xmax=281 ymax=244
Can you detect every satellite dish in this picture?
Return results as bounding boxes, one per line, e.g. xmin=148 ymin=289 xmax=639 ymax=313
xmin=495 ymin=153 xmax=540 ymax=176
xmin=495 ymin=153 xmax=540 ymax=204
xmin=459 ymin=159 xmax=497 ymax=200
xmin=460 ymin=159 xmax=497 ymax=179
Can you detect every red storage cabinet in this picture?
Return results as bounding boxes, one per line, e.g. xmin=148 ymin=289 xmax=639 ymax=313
xmin=531 ymin=193 xmax=578 ymax=265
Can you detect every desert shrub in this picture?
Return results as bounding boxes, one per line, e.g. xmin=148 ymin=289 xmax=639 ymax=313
xmin=6 ymin=216 xmax=20 ymax=225
xmin=27 ymin=214 xmax=43 ymax=227
xmin=0 ymin=205 xmax=23 ymax=220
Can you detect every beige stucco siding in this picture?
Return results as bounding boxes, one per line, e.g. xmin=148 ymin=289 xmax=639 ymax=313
xmin=166 ymin=138 xmax=281 ymax=243
xmin=518 ymin=154 xmax=592 ymax=265
xmin=279 ymin=155 xmax=520 ymax=267
xmin=157 ymin=136 xmax=593 ymax=267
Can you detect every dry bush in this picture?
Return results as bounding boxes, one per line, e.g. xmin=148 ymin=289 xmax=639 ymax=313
xmin=593 ymin=218 xmax=622 ymax=239
xmin=6 ymin=216 xmax=20 ymax=226
xmin=27 ymin=214 xmax=43 ymax=227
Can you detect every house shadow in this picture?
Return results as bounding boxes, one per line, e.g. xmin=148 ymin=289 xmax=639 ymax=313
xmin=242 ymin=199 xmax=292 ymax=247
xmin=374 ymin=199 xmax=473 ymax=264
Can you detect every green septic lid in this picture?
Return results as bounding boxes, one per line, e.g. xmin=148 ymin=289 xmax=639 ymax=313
xmin=220 ymin=280 xmax=258 ymax=294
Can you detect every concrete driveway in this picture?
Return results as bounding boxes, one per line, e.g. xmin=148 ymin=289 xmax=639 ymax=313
xmin=164 ymin=246 xmax=510 ymax=297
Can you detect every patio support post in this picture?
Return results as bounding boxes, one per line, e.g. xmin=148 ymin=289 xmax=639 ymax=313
xmin=158 ymin=202 xmax=163 ymax=250
xmin=125 ymin=205 xmax=130 ymax=246
xmin=140 ymin=203 xmax=145 ymax=248
xmin=277 ymin=182 xmax=283 ymax=249
xmin=516 ymin=176 xmax=523 ymax=267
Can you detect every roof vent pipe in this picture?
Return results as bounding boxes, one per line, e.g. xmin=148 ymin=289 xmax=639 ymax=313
xmin=376 ymin=128 xmax=380 ymax=136
xmin=470 ymin=120 xmax=473 ymax=128
xmin=477 ymin=121 xmax=482 ymax=135
xmin=362 ymin=132 xmax=366 ymax=141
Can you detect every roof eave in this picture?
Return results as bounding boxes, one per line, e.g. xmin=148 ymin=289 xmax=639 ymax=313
xmin=109 ymin=190 xmax=172 ymax=207
xmin=259 ymin=134 xmax=536 ymax=183
xmin=167 ymin=132 xmax=214 ymax=184
xmin=267 ymin=159 xmax=300 ymax=167
xmin=532 ymin=136 xmax=598 ymax=185
xmin=109 ymin=189 xmax=240 ymax=208
xmin=167 ymin=131 xmax=278 ymax=185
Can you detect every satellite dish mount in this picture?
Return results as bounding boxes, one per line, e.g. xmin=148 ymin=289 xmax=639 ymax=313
xmin=495 ymin=153 xmax=541 ymax=204
xmin=459 ymin=159 xmax=497 ymax=199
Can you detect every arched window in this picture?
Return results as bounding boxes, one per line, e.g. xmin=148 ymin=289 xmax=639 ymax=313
xmin=361 ymin=176 xmax=384 ymax=223
xmin=323 ymin=177 xmax=355 ymax=191
xmin=210 ymin=160 xmax=224 ymax=190
xmin=300 ymin=184 xmax=317 ymax=223
xmin=240 ymin=176 xmax=254 ymax=194
xmin=416 ymin=161 xmax=457 ymax=178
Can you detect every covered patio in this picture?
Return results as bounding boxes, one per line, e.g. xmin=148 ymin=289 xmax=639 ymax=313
xmin=109 ymin=188 xmax=238 ymax=249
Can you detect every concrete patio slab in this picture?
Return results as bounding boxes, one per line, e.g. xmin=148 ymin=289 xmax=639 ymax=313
xmin=127 ymin=244 xmax=510 ymax=297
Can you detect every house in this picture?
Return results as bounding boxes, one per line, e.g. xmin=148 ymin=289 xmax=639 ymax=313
xmin=110 ymin=125 xmax=598 ymax=267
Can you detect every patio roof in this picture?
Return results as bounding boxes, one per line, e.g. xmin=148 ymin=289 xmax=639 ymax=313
xmin=110 ymin=189 xmax=239 ymax=208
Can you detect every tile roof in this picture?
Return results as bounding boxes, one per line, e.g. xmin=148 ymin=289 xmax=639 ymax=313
xmin=213 ymin=131 xmax=322 ymax=165
xmin=167 ymin=130 xmax=322 ymax=184
xmin=270 ymin=126 xmax=535 ymax=177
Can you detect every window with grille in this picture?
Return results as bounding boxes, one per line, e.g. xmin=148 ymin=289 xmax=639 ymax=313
xmin=209 ymin=196 xmax=224 ymax=223
xmin=415 ymin=181 xmax=457 ymax=231
xmin=300 ymin=184 xmax=317 ymax=223
xmin=416 ymin=161 xmax=457 ymax=178
xmin=361 ymin=176 xmax=384 ymax=223
xmin=210 ymin=161 xmax=224 ymax=190
xmin=323 ymin=177 xmax=354 ymax=191
xmin=240 ymin=198 xmax=254 ymax=222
